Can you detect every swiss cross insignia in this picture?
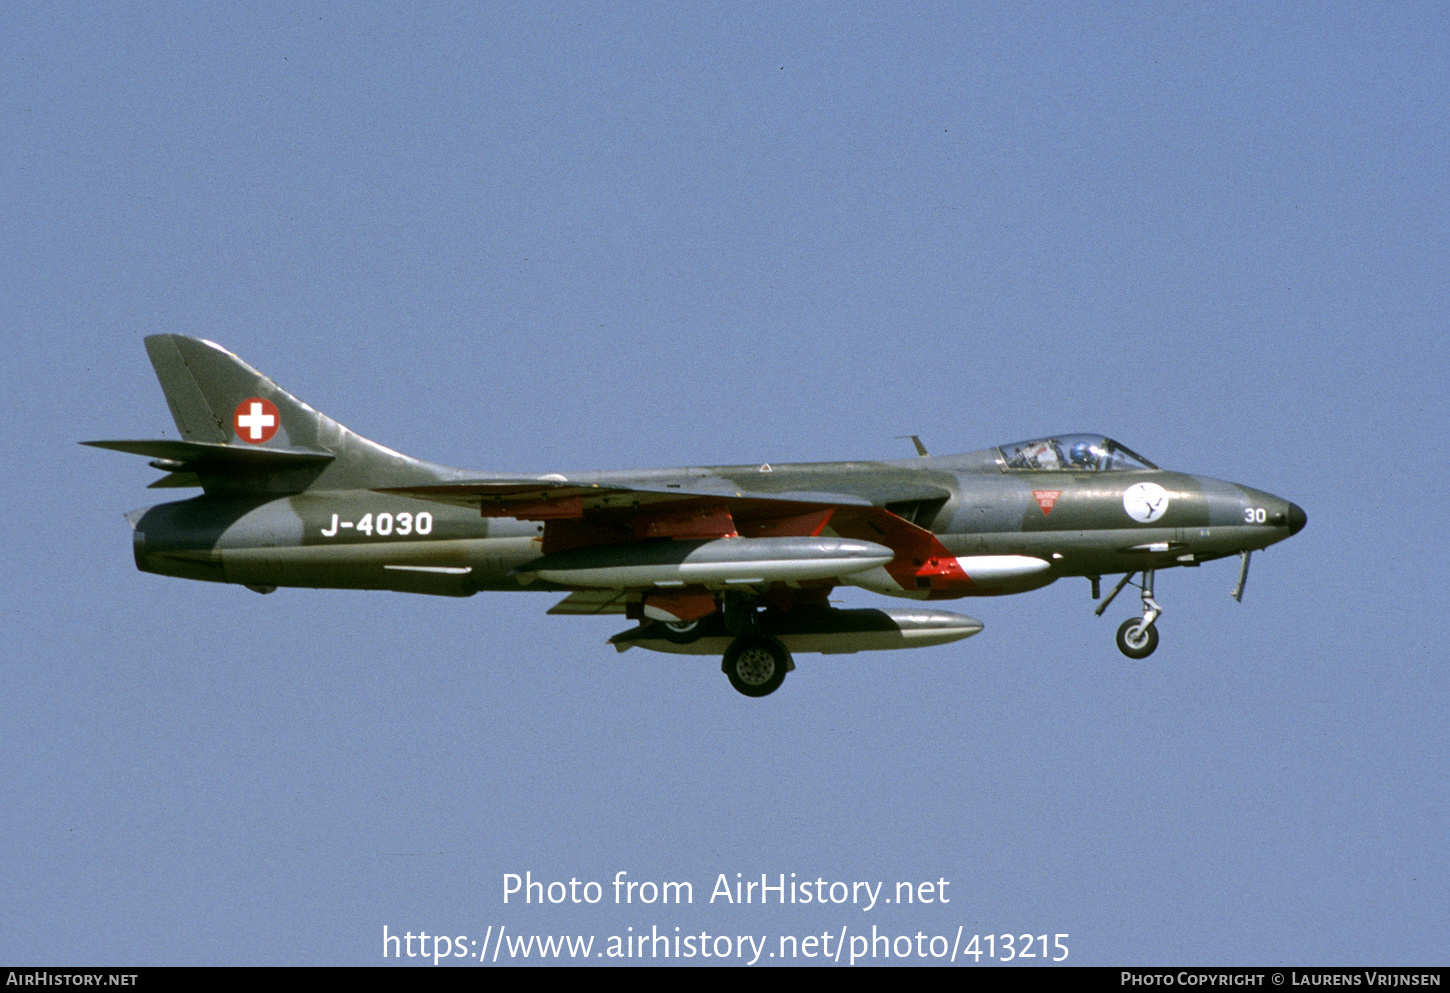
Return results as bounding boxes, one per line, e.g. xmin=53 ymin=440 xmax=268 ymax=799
xmin=233 ymin=397 xmax=280 ymax=443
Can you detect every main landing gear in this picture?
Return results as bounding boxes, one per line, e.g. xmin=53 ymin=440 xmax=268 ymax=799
xmin=1094 ymin=569 xmax=1163 ymax=659
xmin=723 ymin=633 xmax=790 ymax=697
xmin=626 ymin=592 xmax=796 ymax=697
xmin=720 ymin=592 xmax=792 ymax=697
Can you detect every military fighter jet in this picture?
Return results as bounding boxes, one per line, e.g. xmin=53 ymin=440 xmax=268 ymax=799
xmin=87 ymin=336 xmax=1306 ymax=696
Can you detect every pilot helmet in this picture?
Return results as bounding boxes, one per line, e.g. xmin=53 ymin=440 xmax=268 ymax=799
xmin=1069 ymin=441 xmax=1096 ymax=468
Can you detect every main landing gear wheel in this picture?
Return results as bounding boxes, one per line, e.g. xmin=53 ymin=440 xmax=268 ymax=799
xmin=1116 ymin=618 xmax=1159 ymax=659
xmin=723 ymin=634 xmax=790 ymax=697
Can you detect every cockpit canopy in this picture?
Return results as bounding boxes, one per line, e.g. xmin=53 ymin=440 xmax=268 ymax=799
xmin=998 ymin=434 xmax=1158 ymax=472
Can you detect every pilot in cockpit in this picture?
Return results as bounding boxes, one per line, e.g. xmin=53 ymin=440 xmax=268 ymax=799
xmin=1069 ymin=441 xmax=1100 ymax=471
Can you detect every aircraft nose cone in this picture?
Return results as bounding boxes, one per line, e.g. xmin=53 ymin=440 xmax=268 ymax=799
xmin=1287 ymin=502 xmax=1307 ymax=536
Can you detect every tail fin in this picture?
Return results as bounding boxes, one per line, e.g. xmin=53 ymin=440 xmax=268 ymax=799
xmin=86 ymin=335 xmax=458 ymax=493
xmin=145 ymin=334 xmax=321 ymax=447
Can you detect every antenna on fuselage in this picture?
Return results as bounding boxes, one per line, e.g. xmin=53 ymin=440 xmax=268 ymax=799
xmin=895 ymin=435 xmax=929 ymax=457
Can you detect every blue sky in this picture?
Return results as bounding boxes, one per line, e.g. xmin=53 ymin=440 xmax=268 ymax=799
xmin=3 ymin=2 xmax=1446 ymax=966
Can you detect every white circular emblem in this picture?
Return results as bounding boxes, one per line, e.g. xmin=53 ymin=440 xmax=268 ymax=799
xmin=1122 ymin=482 xmax=1170 ymax=523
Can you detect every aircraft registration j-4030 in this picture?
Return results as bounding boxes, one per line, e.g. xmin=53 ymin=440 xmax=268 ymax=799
xmin=87 ymin=336 xmax=1306 ymax=697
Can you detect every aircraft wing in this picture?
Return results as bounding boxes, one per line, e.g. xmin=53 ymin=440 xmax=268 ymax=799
xmin=379 ymin=471 xmax=955 ymax=515
xmin=379 ymin=477 xmax=875 ymax=514
xmin=379 ymin=476 xmax=961 ymax=600
xmin=380 ymin=477 xmax=880 ymax=546
xmin=547 ymin=590 xmax=632 ymax=615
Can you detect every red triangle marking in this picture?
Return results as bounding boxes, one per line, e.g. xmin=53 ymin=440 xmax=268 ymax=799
xmin=1033 ymin=490 xmax=1063 ymax=515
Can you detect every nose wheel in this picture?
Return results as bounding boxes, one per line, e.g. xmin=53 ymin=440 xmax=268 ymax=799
xmin=1115 ymin=617 xmax=1159 ymax=659
xmin=1096 ymin=569 xmax=1163 ymax=659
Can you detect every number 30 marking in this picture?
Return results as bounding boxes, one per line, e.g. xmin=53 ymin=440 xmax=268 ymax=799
xmin=1244 ymin=507 xmax=1266 ymax=524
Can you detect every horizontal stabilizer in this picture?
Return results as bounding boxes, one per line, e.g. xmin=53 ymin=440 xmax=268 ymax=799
xmin=148 ymin=471 xmax=201 ymax=489
xmin=83 ymin=439 xmax=336 ymax=490
xmin=85 ymin=439 xmax=339 ymax=495
xmin=83 ymin=438 xmax=335 ymax=468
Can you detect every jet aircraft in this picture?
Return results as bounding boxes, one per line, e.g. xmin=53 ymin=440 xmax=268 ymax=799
xmin=87 ymin=336 xmax=1306 ymax=696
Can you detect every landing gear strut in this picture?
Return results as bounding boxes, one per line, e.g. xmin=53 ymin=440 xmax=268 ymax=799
xmin=1096 ymin=568 xmax=1162 ymax=659
xmin=722 ymin=590 xmax=759 ymax=636
xmin=717 ymin=592 xmax=792 ymax=695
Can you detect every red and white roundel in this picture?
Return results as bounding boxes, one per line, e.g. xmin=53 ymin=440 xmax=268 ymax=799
xmin=233 ymin=397 xmax=280 ymax=443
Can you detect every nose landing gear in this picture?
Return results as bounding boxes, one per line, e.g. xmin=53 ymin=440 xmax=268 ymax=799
xmin=1096 ymin=569 xmax=1162 ymax=659
xmin=1115 ymin=616 xmax=1159 ymax=659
